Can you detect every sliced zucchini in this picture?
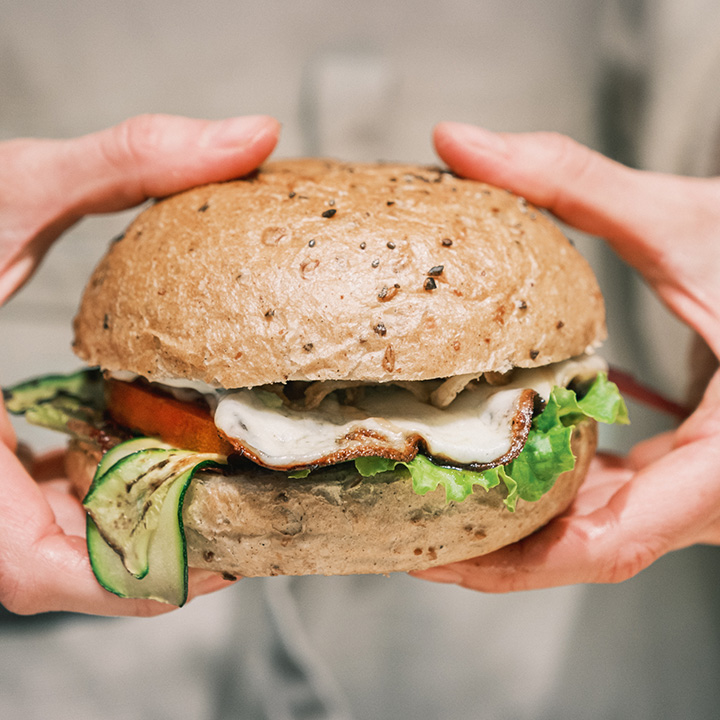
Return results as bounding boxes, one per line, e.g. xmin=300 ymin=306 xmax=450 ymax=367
xmin=84 ymin=439 xmax=225 ymax=605
xmin=86 ymin=458 xmax=217 ymax=606
xmin=84 ymin=445 xmax=224 ymax=578
xmin=2 ymin=368 xmax=103 ymax=415
xmin=93 ymin=436 xmax=174 ymax=480
xmin=2 ymin=368 xmax=108 ymax=441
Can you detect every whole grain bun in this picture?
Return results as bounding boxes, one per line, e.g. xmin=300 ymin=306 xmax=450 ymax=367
xmin=73 ymin=159 xmax=605 ymax=388
xmin=67 ymin=419 xmax=596 ymax=577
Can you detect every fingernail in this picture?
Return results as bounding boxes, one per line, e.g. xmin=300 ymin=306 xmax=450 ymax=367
xmin=439 ymin=121 xmax=508 ymax=154
xmin=410 ymin=566 xmax=463 ymax=585
xmin=200 ymin=115 xmax=279 ymax=149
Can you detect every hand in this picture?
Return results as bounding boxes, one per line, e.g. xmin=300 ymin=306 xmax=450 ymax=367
xmin=0 ymin=114 xmax=280 ymax=615
xmin=412 ymin=122 xmax=720 ymax=591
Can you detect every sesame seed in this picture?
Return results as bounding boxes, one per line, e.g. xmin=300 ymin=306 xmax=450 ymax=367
xmin=378 ymin=284 xmax=400 ymax=302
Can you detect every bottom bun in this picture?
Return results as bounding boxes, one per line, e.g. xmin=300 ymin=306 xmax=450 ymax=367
xmin=67 ymin=419 xmax=596 ymax=577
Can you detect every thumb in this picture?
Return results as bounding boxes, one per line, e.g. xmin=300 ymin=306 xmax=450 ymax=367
xmin=1 ymin=114 xmax=280 ymax=301
xmin=55 ymin=114 xmax=281 ymax=215
xmin=433 ymin=121 xmax=720 ymax=352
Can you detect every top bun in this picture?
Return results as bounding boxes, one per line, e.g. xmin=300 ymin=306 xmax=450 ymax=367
xmin=73 ymin=159 xmax=606 ymax=388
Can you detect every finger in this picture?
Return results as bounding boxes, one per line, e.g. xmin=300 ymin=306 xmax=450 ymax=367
xmin=627 ymin=431 xmax=675 ymax=471
xmin=566 ymin=452 xmax=633 ymax=515
xmin=12 ymin=529 xmax=236 ymax=615
xmin=58 ymin=114 xmax=280 ymax=215
xmin=433 ymin=122 xmax=712 ymax=257
xmin=1 ymin=114 xmax=280 ymax=301
xmin=8 ymin=114 xmax=280 ymax=217
xmin=675 ymin=368 xmax=720 ymax=448
xmin=39 ymin=480 xmax=87 ymax=536
xmin=0 ymin=519 xmax=175 ymax=616
xmin=433 ymin=121 xmax=720 ymax=352
xmin=6 ymin=529 xmax=236 ymax=616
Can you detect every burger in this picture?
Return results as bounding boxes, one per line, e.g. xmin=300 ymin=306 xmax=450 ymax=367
xmin=4 ymin=158 xmax=627 ymax=606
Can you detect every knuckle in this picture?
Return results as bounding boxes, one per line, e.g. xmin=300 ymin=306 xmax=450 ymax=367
xmin=542 ymin=132 xmax=597 ymax=183
xmin=575 ymin=505 xmax=664 ymax=585
xmin=604 ymin=540 xmax=659 ymax=584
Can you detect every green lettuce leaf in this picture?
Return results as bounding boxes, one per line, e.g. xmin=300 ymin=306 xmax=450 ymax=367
xmin=287 ymin=468 xmax=312 ymax=479
xmin=355 ymin=373 xmax=628 ymax=510
xmin=357 ymin=453 xmax=502 ymax=502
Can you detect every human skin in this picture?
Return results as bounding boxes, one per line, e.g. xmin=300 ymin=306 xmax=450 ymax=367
xmin=0 ymin=114 xmax=280 ymax=615
xmin=412 ymin=122 xmax=720 ymax=592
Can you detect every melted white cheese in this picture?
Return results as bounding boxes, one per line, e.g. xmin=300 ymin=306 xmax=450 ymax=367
xmin=213 ymin=355 xmax=606 ymax=470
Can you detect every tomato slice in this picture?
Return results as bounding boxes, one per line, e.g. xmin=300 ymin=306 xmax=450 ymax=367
xmin=106 ymin=379 xmax=233 ymax=455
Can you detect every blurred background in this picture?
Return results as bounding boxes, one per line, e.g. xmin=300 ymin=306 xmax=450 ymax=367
xmin=2 ymin=1 xmax=720 ymax=718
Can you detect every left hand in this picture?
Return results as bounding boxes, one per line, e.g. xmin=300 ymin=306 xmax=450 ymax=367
xmin=411 ymin=122 xmax=720 ymax=591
